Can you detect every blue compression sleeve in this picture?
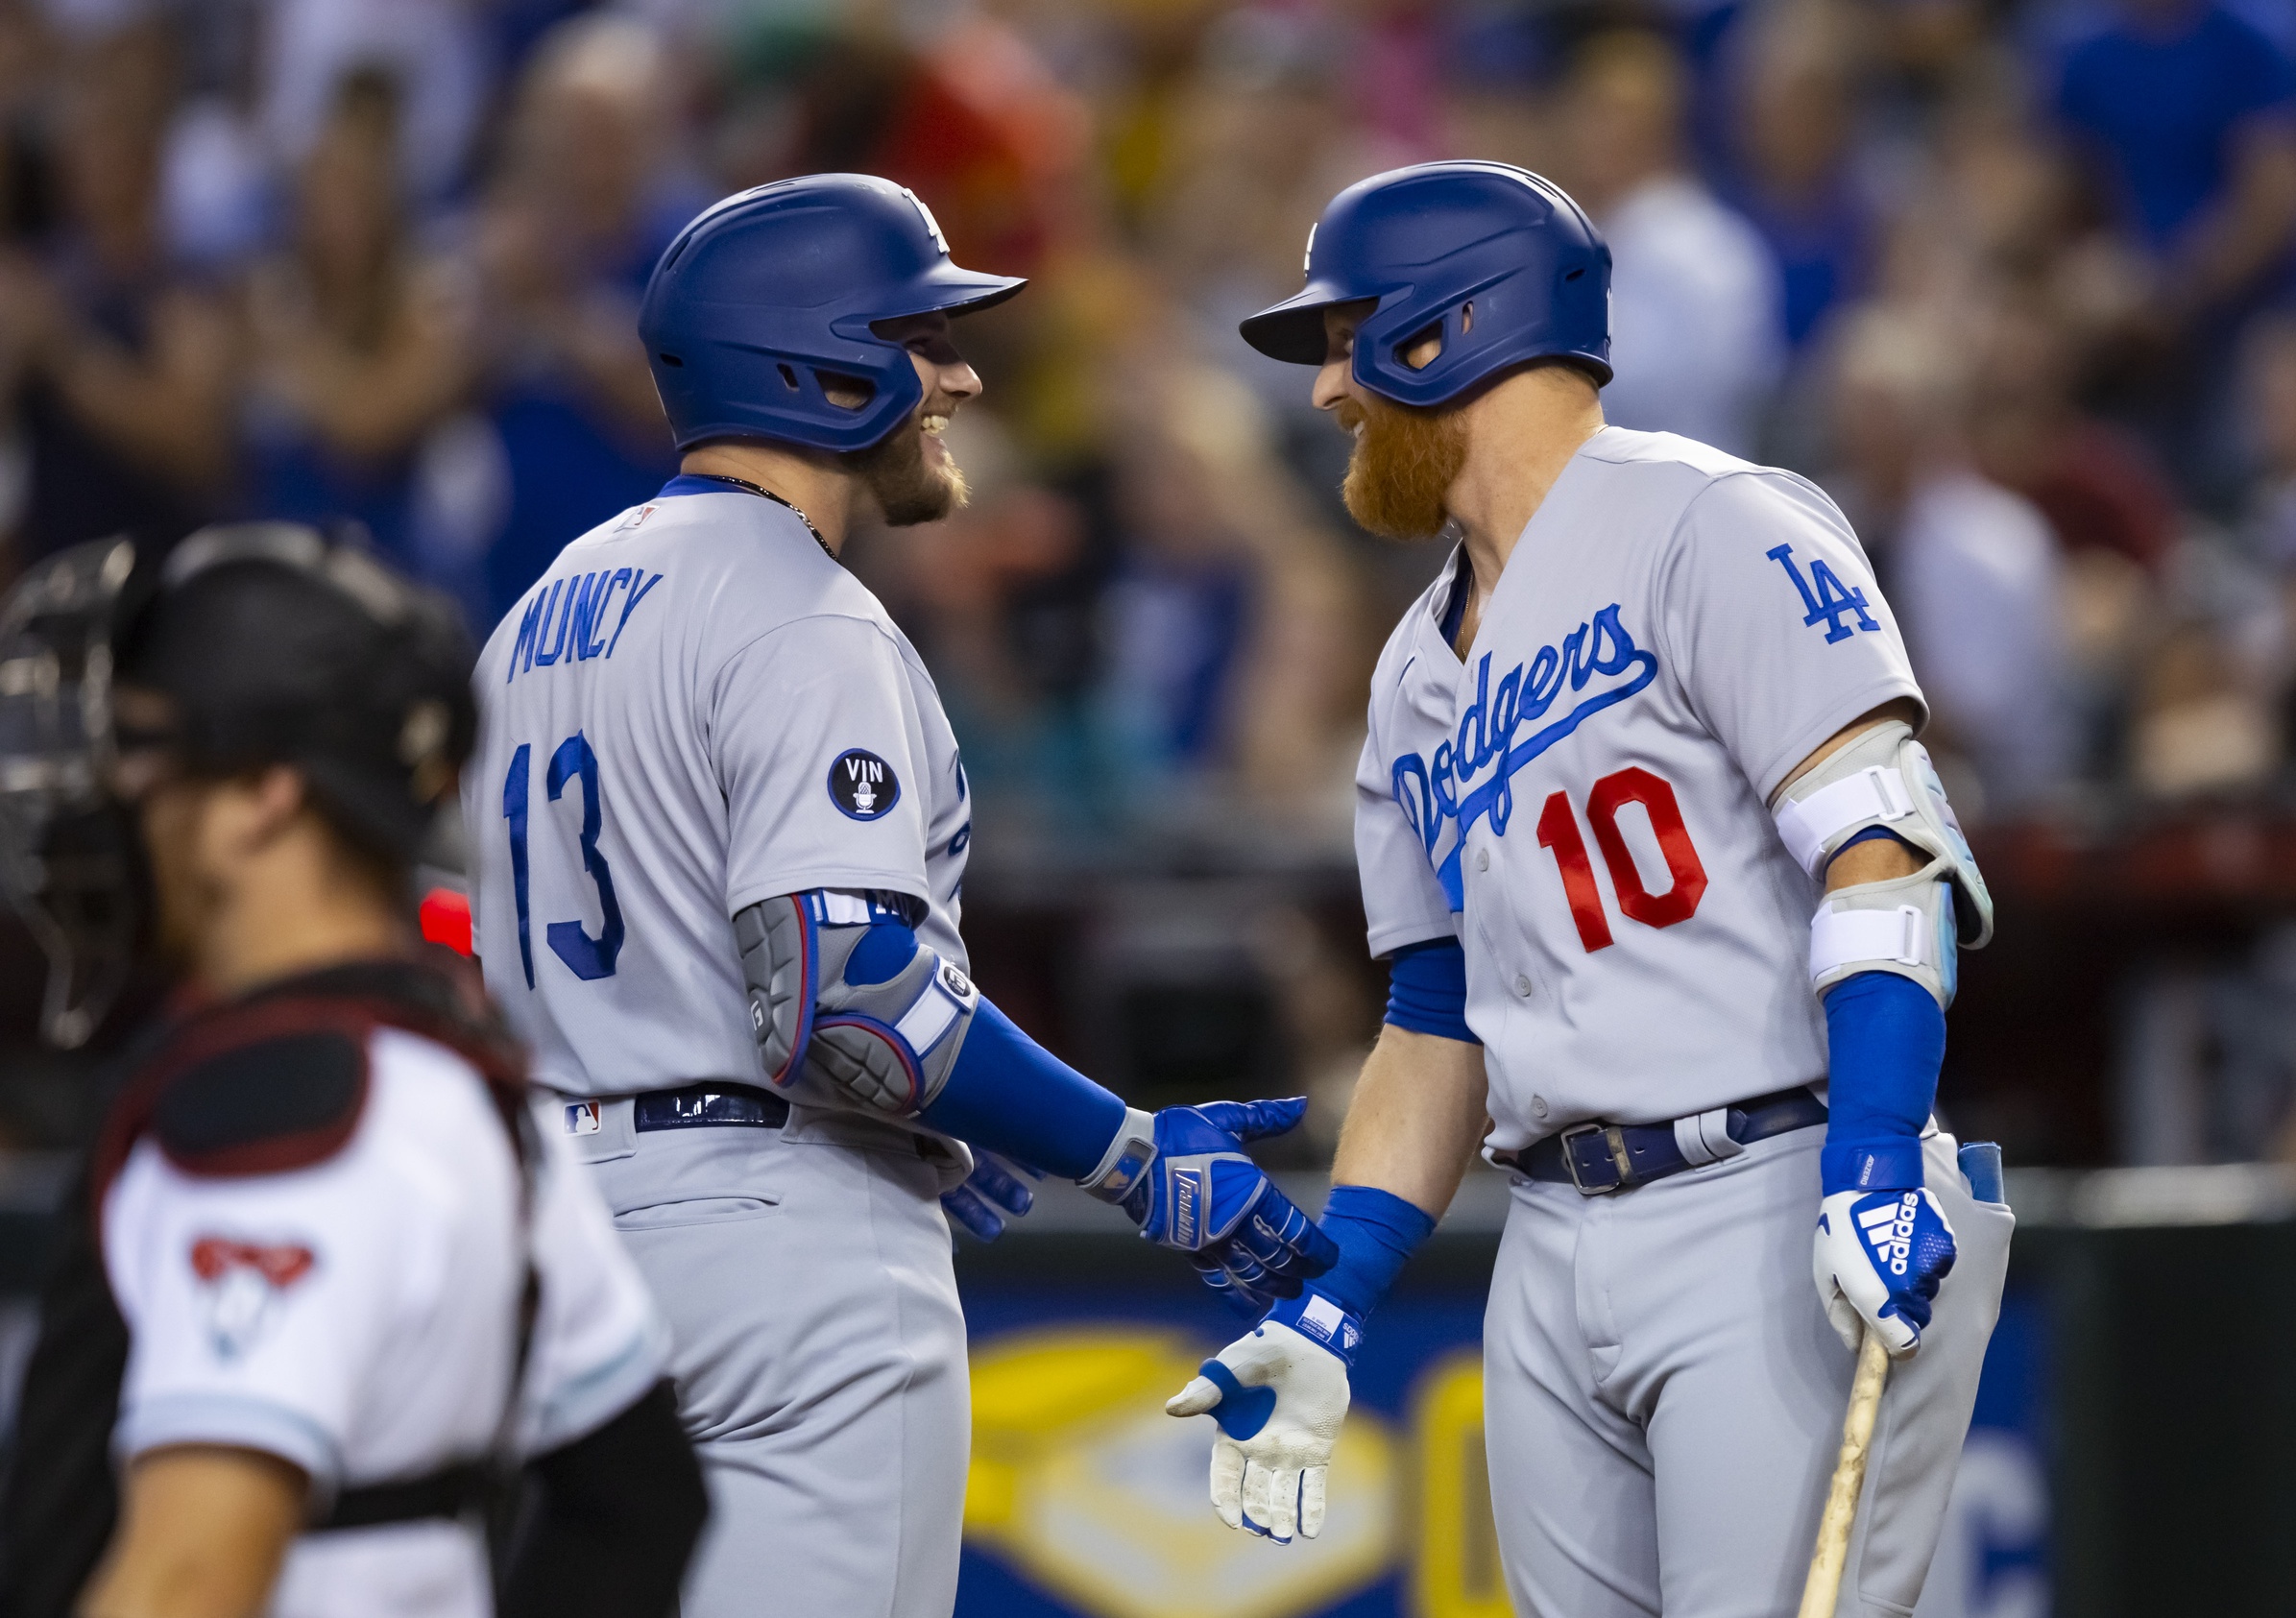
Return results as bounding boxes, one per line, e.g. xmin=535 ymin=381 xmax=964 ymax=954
xmin=1384 ymin=939 xmax=1477 ymax=1044
xmin=1820 ymin=970 xmax=1946 ymax=1195
xmin=920 ymin=996 xmax=1127 ymax=1180
xmin=1265 ymin=1185 xmax=1435 ymax=1363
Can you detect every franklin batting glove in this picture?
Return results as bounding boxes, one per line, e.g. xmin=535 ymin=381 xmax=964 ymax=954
xmin=1814 ymin=1185 xmax=1957 ymax=1357
xmin=1121 ymin=1099 xmax=1338 ymax=1297
xmin=1166 ymin=1319 xmax=1351 ymax=1543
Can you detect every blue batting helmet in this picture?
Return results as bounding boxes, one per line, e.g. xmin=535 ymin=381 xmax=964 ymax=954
xmin=1239 ymin=161 xmax=1611 ymax=405
xmin=640 ymin=174 xmax=1026 ymax=455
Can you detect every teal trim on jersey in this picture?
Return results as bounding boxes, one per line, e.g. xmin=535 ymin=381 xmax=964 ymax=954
xmin=118 ymin=1392 xmax=343 ymax=1488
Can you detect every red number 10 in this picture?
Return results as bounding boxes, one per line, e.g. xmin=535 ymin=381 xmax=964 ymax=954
xmin=1533 ymin=766 xmax=1708 ymax=953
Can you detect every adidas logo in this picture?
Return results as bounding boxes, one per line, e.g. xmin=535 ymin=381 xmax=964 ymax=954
xmin=1857 ymin=1194 xmax=1920 ymax=1276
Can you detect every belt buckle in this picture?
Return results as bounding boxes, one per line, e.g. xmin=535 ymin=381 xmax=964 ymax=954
xmin=1560 ymin=1122 xmax=1632 ymax=1195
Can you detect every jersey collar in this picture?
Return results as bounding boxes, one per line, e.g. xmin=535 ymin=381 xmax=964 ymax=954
xmin=657 ymin=473 xmax=831 ymax=555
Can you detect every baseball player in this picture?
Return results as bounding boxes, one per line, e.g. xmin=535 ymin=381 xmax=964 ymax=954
xmin=1165 ymin=162 xmax=2018 ymax=1615
xmin=0 ymin=526 xmax=706 ymax=1618
xmin=462 ymin=172 xmax=1334 ymax=1618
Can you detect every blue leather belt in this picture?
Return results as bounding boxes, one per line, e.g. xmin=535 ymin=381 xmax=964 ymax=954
xmin=633 ymin=1082 xmax=789 ymax=1132
xmin=1497 ymin=1086 xmax=1827 ymax=1195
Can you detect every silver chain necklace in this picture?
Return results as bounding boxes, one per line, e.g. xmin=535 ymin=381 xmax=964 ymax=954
xmin=692 ymin=473 xmax=832 ymax=556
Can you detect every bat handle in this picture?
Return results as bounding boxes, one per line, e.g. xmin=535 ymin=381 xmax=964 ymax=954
xmin=1797 ymin=1326 xmax=1892 ymax=1618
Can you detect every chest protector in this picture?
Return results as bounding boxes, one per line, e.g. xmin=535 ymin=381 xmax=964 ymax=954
xmin=0 ymin=957 xmax=531 ymax=1618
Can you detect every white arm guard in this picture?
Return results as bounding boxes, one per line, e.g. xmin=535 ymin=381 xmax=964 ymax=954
xmin=733 ymin=890 xmax=979 ymax=1117
xmin=1771 ymin=720 xmax=1994 ymax=1007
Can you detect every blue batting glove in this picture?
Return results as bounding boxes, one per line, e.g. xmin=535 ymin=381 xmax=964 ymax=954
xmin=1813 ymin=1185 xmax=1957 ymax=1357
xmin=940 ymin=1150 xmax=1041 ymax=1243
xmin=1121 ymin=1099 xmax=1338 ymax=1298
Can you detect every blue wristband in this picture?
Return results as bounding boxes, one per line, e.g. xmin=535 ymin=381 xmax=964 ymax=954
xmin=1820 ymin=971 xmax=1945 ymax=1195
xmin=920 ymin=996 xmax=1128 ymax=1180
xmin=1267 ymin=1184 xmax=1436 ymax=1364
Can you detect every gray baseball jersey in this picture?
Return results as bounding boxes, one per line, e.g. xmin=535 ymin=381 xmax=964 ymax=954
xmin=466 ymin=481 xmax=980 ymax=1618
xmin=1356 ymin=425 xmax=1924 ymax=1151
xmin=465 ymin=485 xmax=972 ymax=1098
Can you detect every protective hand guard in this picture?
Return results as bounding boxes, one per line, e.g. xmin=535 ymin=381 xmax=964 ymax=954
xmin=1166 ymin=1319 xmax=1352 ymax=1543
xmin=940 ymin=1151 xmax=1040 ymax=1243
xmin=1082 ymin=1100 xmax=1339 ymax=1302
xmin=734 ymin=891 xmax=979 ymax=1118
xmin=1771 ymin=720 xmax=1993 ymax=1008
xmin=1814 ymin=1185 xmax=1958 ymax=1358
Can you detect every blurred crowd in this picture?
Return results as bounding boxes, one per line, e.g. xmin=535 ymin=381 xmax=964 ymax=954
xmin=0 ymin=0 xmax=2292 ymax=857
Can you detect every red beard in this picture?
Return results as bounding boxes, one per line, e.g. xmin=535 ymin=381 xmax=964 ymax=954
xmin=1338 ymin=392 xmax=1468 ymax=542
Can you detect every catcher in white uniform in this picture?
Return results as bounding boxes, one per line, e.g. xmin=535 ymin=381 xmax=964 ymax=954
xmin=1166 ymin=162 xmax=2015 ymax=1616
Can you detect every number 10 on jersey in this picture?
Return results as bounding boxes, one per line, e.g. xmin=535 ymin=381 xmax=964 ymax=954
xmin=503 ymin=734 xmax=625 ymax=986
xmin=1534 ymin=766 xmax=1707 ymax=953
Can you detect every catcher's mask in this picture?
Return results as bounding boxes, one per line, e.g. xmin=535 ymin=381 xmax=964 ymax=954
xmin=0 ymin=526 xmax=475 ymax=1048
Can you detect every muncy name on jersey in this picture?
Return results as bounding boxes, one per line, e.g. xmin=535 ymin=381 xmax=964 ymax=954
xmin=1392 ymin=603 xmax=1658 ymax=908
xmin=505 ymin=567 xmax=666 ymax=684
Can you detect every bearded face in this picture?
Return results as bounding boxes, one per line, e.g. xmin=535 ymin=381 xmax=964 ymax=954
xmin=845 ymin=396 xmax=971 ymax=527
xmin=1337 ymin=389 xmax=1470 ymax=543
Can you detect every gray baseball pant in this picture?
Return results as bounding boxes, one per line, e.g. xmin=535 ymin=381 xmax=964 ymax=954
xmin=1483 ymin=1123 xmax=2014 ymax=1617
xmin=572 ymin=1103 xmax=969 ymax=1618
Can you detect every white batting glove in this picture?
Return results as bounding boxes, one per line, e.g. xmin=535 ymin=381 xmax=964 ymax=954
xmin=1165 ymin=1318 xmax=1350 ymax=1543
xmin=1813 ymin=1186 xmax=1958 ymax=1358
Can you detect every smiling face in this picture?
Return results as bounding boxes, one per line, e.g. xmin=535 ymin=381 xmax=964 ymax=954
xmin=1313 ymin=302 xmax=1470 ymax=543
xmin=841 ymin=309 xmax=984 ymax=527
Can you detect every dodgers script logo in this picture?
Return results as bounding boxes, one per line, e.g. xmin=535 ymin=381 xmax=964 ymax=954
xmin=1391 ymin=603 xmax=1658 ymax=907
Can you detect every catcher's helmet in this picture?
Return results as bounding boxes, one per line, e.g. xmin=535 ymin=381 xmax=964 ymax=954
xmin=0 ymin=525 xmax=475 ymax=1045
xmin=1240 ymin=161 xmax=1612 ymax=405
xmin=640 ymin=173 xmax=1027 ymax=455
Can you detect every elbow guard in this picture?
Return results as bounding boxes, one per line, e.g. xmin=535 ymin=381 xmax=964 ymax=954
xmin=734 ymin=891 xmax=979 ymax=1116
xmin=1772 ymin=720 xmax=1994 ymax=1008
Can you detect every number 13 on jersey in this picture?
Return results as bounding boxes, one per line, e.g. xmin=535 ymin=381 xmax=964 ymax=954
xmin=502 ymin=733 xmax=625 ymax=986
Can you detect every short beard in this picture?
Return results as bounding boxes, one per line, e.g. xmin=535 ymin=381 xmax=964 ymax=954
xmin=1339 ymin=392 xmax=1468 ymax=542
xmin=845 ymin=406 xmax=970 ymax=527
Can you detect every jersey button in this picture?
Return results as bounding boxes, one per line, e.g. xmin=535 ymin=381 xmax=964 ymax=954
xmin=1514 ymin=974 xmax=1533 ymax=997
xmin=1531 ymin=1095 xmax=1549 ymax=1118
xmin=1476 ymin=848 xmax=1490 ymax=873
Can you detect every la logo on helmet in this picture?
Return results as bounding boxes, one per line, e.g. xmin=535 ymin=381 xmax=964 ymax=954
xmin=902 ymin=187 xmax=950 ymax=255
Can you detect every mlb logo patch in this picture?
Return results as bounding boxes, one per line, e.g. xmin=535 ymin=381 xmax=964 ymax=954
xmin=566 ymin=1101 xmax=602 ymax=1135
xmin=616 ymin=503 xmax=658 ymax=531
xmin=189 ymin=1237 xmax=315 ymax=1360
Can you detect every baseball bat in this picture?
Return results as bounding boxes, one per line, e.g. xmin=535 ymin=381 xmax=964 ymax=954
xmin=1796 ymin=1326 xmax=1892 ymax=1618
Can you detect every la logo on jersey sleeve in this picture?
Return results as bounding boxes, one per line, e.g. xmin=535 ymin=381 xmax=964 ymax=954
xmin=829 ymin=749 xmax=900 ymax=820
xmin=189 ymin=1236 xmax=316 ymax=1360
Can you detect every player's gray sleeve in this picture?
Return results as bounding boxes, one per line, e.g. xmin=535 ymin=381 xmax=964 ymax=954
xmin=1355 ymin=692 xmax=1460 ymax=958
xmin=1771 ymin=718 xmax=1994 ymax=1006
xmin=714 ymin=616 xmax=933 ymax=917
xmin=1657 ymin=470 xmax=1927 ymax=801
xmin=734 ymin=890 xmax=979 ymax=1117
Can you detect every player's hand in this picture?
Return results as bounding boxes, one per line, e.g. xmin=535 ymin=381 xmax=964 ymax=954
xmin=1166 ymin=1319 xmax=1350 ymax=1543
xmin=940 ymin=1151 xmax=1041 ymax=1243
xmin=1813 ymin=1186 xmax=1957 ymax=1358
xmin=1123 ymin=1099 xmax=1338 ymax=1296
